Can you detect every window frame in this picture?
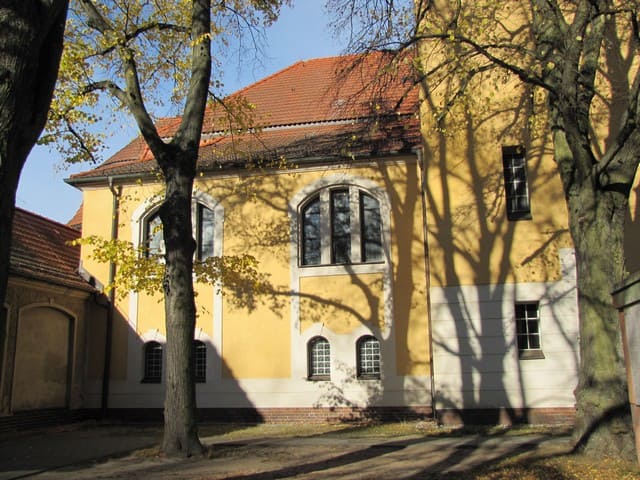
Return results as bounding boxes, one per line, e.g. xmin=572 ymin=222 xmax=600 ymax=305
xmin=140 ymin=201 xmax=217 ymax=261
xmin=356 ymin=335 xmax=381 ymax=380
xmin=502 ymin=146 xmax=532 ymax=221
xmin=194 ymin=340 xmax=207 ymax=383
xmin=307 ymin=336 xmax=331 ymax=381
xmin=515 ymin=301 xmax=545 ymax=359
xmin=299 ymin=186 xmax=384 ymax=267
xmin=194 ymin=203 xmax=215 ymax=261
xmin=144 ymin=210 xmax=165 ymax=258
xmin=142 ymin=341 xmax=163 ymax=383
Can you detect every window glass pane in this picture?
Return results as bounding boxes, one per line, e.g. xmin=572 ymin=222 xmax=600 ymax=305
xmin=302 ymin=197 xmax=321 ymax=265
xmin=146 ymin=213 xmax=164 ymax=257
xmin=361 ymin=193 xmax=382 ymax=262
xmin=515 ymin=302 xmax=541 ymax=352
xmin=529 ymin=335 xmax=541 ymax=349
xmin=526 ymin=303 xmax=538 ymax=318
xmin=197 ymin=204 xmax=215 ymax=260
xmin=503 ymin=149 xmax=531 ymax=219
xmin=331 ymin=189 xmax=351 ymax=264
xmin=517 ymin=335 xmax=529 ymax=350
xmin=308 ymin=337 xmax=330 ymax=378
xmin=144 ymin=341 xmax=162 ymax=382
xmin=194 ymin=340 xmax=206 ymax=383
xmin=357 ymin=336 xmax=381 ymax=378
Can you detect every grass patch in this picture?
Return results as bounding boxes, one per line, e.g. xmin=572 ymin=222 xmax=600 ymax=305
xmin=198 ymin=420 xmax=572 ymax=440
xmin=436 ymin=453 xmax=640 ymax=479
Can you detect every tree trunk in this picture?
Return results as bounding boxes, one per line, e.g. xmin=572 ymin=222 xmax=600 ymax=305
xmin=0 ymin=0 xmax=68 ymax=326
xmin=159 ymin=158 xmax=202 ymax=457
xmin=566 ymin=161 xmax=636 ymax=459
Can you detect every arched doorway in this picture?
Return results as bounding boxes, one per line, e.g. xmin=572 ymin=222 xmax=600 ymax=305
xmin=12 ymin=307 xmax=73 ymax=411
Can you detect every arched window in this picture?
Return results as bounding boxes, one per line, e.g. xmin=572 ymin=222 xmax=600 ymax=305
xmin=356 ymin=335 xmax=381 ymax=379
xmin=194 ymin=340 xmax=207 ymax=383
xmin=142 ymin=341 xmax=162 ymax=383
xmin=307 ymin=336 xmax=330 ymax=380
xmin=142 ymin=203 xmax=215 ymax=260
xmin=300 ymin=187 xmax=383 ymax=266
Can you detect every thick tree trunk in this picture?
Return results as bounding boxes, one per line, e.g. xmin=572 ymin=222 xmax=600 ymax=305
xmin=567 ymin=170 xmax=636 ymax=459
xmin=159 ymin=161 xmax=202 ymax=457
xmin=0 ymin=1 xmax=68 ymax=323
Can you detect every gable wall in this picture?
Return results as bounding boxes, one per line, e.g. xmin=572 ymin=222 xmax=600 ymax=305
xmin=78 ymin=156 xmax=432 ymax=411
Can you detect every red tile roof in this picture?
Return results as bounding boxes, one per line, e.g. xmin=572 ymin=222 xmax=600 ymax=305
xmin=67 ymin=204 xmax=83 ymax=231
xmin=10 ymin=208 xmax=94 ymax=291
xmin=70 ymin=52 xmax=420 ymax=182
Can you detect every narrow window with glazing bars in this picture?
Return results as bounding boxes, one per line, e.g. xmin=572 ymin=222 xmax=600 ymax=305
xmin=308 ymin=336 xmax=330 ymax=380
xmin=142 ymin=341 xmax=162 ymax=383
xmin=515 ymin=302 xmax=544 ymax=359
xmin=357 ymin=335 xmax=381 ymax=379
xmin=361 ymin=193 xmax=382 ymax=262
xmin=331 ymin=189 xmax=351 ymax=264
xmin=145 ymin=212 xmax=164 ymax=257
xmin=302 ymin=196 xmax=321 ymax=265
xmin=194 ymin=340 xmax=206 ymax=383
xmin=502 ymin=146 xmax=532 ymax=220
xmin=196 ymin=204 xmax=215 ymax=260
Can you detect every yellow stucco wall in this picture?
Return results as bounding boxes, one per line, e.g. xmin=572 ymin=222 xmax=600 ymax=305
xmin=419 ymin=71 xmax=573 ymax=288
xmin=300 ymin=273 xmax=384 ymax=334
xmin=78 ymin=157 xmax=431 ymax=380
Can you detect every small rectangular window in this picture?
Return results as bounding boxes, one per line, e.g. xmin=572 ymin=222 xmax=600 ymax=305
xmin=502 ymin=146 xmax=531 ymax=220
xmin=515 ymin=302 xmax=544 ymax=359
xmin=194 ymin=340 xmax=206 ymax=383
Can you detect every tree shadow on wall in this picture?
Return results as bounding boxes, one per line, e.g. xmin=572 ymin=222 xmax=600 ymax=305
xmin=420 ymin=70 xmax=580 ymax=425
xmin=91 ymin=299 xmax=263 ymax=427
xmin=194 ymin=123 xmax=431 ymax=421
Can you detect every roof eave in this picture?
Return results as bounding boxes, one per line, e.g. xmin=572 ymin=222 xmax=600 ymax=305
xmin=66 ymin=149 xmax=420 ymax=187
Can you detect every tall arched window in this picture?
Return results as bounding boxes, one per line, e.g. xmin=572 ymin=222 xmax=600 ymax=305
xmin=307 ymin=336 xmax=331 ymax=380
xmin=300 ymin=187 xmax=383 ymax=266
xmin=356 ymin=335 xmax=381 ymax=379
xmin=142 ymin=341 xmax=162 ymax=383
xmin=142 ymin=203 xmax=215 ymax=260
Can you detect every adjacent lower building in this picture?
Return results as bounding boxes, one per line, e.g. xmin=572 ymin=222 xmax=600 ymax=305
xmin=1 ymin=208 xmax=104 ymax=423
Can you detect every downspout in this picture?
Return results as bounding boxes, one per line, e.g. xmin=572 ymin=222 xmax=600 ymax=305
xmin=417 ymin=147 xmax=438 ymax=423
xmin=102 ymin=177 xmax=121 ymax=416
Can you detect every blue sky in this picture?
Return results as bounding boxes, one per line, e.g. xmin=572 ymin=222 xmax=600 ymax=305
xmin=16 ymin=2 xmax=343 ymax=224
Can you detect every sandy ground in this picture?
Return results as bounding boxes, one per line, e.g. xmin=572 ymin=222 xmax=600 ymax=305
xmin=0 ymin=423 xmax=573 ymax=479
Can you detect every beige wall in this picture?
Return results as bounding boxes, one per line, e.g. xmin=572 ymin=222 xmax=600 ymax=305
xmin=1 ymin=277 xmax=99 ymax=413
xmin=12 ymin=306 xmax=71 ymax=410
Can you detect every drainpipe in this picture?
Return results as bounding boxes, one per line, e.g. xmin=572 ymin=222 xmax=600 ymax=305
xmin=102 ymin=177 xmax=121 ymax=416
xmin=417 ymin=147 xmax=438 ymax=423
